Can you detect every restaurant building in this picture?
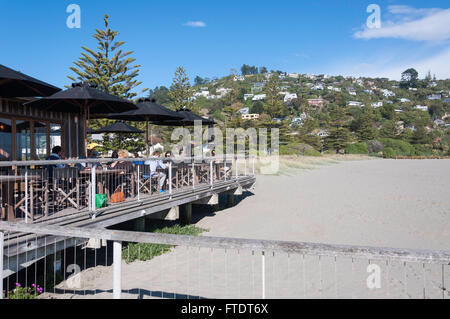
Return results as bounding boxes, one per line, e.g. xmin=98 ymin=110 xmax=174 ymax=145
xmin=0 ymin=97 xmax=85 ymax=161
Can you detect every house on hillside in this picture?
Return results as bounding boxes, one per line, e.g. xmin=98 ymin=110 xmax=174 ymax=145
xmin=252 ymin=94 xmax=266 ymax=101
xmin=307 ymin=97 xmax=326 ymax=108
xmin=244 ymin=94 xmax=254 ymax=101
xmin=284 ymin=93 xmax=297 ymax=104
xmin=414 ymin=105 xmax=428 ymax=112
xmin=347 ymin=101 xmax=362 ymax=107
xmin=371 ymin=102 xmax=383 ymax=108
xmin=428 ymin=94 xmax=441 ymax=100
xmin=242 ymin=114 xmax=259 ymax=120
xmin=237 ymin=107 xmax=249 ymax=115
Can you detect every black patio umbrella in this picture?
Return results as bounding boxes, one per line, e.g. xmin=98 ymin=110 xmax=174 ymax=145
xmin=24 ymin=82 xmax=137 ymax=156
xmin=0 ymin=64 xmax=61 ymax=97
xmin=153 ymin=108 xmax=216 ymax=126
xmin=94 ymin=121 xmax=144 ymax=134
xmin=108 ymin=98 xmax=184 ymax=154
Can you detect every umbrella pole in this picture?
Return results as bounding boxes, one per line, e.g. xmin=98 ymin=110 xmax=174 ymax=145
xmin=84 ymin=104 xmax=88 ymax=157
xmin=146 ymin=120 xmax=149 ymax=156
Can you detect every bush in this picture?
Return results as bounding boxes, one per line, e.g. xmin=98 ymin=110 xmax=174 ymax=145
xmin=366 ymin=140 xmax=384 ymax=154
xmin=280 ymin=143 xmax=321 ymax=156
xmin=379 ymin=138 xmax=417 ymax=156
xmin=123 ymin=225 xmax=207 ymax=263
xmin=304 ymin=149 xmax=322 ymax=157
xmin=383 ymin=147 xmax=396 ymax=158
xmin=345 ymin=143 xmax=368 ymax=154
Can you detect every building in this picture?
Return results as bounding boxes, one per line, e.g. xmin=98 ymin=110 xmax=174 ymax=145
xmin=288 ymin=73 xmax=300 ymax=79
xmin=371 ymin=102 xmax=383 ymax=108
xmin=428 ymin=94 xmax=441 ymax=100
xmin=0 ymin=97 xmax=83 ymax=161
xmin=242 ymin=114 xmax=260 ymax=120
xmin=244 ymin=94 xmax=254 ymax=101
xmin=398 ymin=98 xmax=411 ymax=103
xmin=252 ymin=94 xmax=266 ymax=101
xmin=307 ymin=97 xmax=326 ymax=108
xmin=236 ymin=107 xmax=250 ymax=115
xmin=347 ymin=101 xmax=362 ymax=107
xmin=381 ymin=89 xmax=395 ymax=97
xmin=284 ymin=93 xmax=298 ymax=104
xmin=414 ymin=105 xmax=428 ymax=112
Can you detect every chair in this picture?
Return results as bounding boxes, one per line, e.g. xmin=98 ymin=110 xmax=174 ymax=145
xmin=51 ymin=167 xmax=83 ymax=211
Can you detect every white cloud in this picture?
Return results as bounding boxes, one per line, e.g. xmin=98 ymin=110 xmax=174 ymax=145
xmin=354 ymin=6 xmax=450 ymax=42
xmin=184 ymin=21 xmax=206 ymax=28
xmin=335 ymin=47 xmax=450 ymax=80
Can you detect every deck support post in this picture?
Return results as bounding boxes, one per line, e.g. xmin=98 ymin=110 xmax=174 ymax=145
xmin=113 ymin=241 xmax=122 ymax=299
xmin=180 ymin=203 xmax=192 ymax=225
xmin=0 ymin=231 xmax=3 ymax=299
xmin=135 ymin=216 xmax=146 ymax=232
xmin=227 ymin=193 xmax=235 ymax=207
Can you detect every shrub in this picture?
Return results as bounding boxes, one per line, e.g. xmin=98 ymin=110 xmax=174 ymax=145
xmin=345 ymin=143 xmax=368 ymax=154
xmin=379 ymin=138 xmax=417 ymax=156
xmin=304 ymin=149 xmax=322 ymax=157
xmin=366 ymin=140 xmax=384 ymax=154
xmin=123 ymin=225 xmax=208 ymax=263
xmin=383 ymin=147 xmax=396 ymax=158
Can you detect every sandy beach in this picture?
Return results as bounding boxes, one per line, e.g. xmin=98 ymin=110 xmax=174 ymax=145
xmin=45 ymin=158 xmax=450 ymax=299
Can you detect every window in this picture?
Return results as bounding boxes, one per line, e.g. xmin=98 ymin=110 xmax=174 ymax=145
xmin=34 ymin=121 xmax=47 ymax=160
xmin=50 ymin=124 xmax=62 ymax=150
xmin=16 ymin=120 xmax=31 ymax=161
xmin=0 ymin=118 xmax=12 ymax=161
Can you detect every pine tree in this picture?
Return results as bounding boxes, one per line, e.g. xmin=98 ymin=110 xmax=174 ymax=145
xmin=264 ymin=75 xmax=285 ymax=118
xmin=168 ymin=66 xmax=194 ymax=111
xmin=68 ymin=14 xmax=148 ymax=99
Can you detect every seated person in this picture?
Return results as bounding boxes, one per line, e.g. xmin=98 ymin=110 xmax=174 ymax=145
xmin=144 ymin=150 xmax=167 ymax=193
xmin=109 ymin=150 xmax=133 ymax=193
xmin=45 ymin=146 xmax=66 ymax=180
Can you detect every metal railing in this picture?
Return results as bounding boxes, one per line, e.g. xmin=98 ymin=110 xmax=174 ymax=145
xmin=0 ymin=155 xmax=255 ymax=224
xmin=1 ymin=221 xmax=449 ymax=299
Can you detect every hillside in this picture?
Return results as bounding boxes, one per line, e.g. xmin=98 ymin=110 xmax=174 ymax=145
xmin=149 ymin=68 xmax=450 ymax=157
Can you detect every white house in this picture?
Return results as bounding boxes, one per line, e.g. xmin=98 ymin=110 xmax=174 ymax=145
xmin=237 ymin=107 xmax=250 ymax=115
xmin=288 ymin=73 xmax=300 ymax=79
xmin=398 ymin=98 xmax=411 ymax=103
xmin=428 ymin=94 xmax=441 ymax=100
xmin=347 ymin=101 xmax=362 ymax=107
xmin=244 ymin=94 xmax=254 ymax=101
xmin=371 ymin=102 xmax=383 ymax=108
xmin=414 ymin=105 xmax=428 ymax=112
xmin=252 ymin=94 xmax=266 ymax=101
xmin=284 ymin=93 xmax=298 ymax=104
xmin=233 ymin=75 xmax=245 ymax=81
xmin=381 ymin=89 xmax=395 ymax=97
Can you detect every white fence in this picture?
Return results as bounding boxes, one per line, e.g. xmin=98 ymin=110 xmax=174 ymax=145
xmin=1 ymin=221 xmax=449 ymax=299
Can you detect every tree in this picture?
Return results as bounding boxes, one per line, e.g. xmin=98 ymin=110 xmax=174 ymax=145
xmin=264 ymin=75 xmax=285 ymax=118
xmin=148 ymin=86 xmax=170 ymax=107
xmin=260 ymin=66 xmax=268 ymax=74
xmin=194 ymin=76 xmax=205 ymax=86
xmin=251 ymin=101 xmax=264 ymax=114
xmin=168 ymin=66 xmax=194 ymax=111
xmin=400 ymin=68 xmax=419 ymax=89
xmin=68 ymin=14 xmax=147 ymax=99
xmin=325 ymin=127 xmax=352 ymax=153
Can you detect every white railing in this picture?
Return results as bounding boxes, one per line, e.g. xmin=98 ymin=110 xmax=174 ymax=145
xmin=1 ymin=221 xmax=449 ymax=299
xmin=0 ymin=155 xmax=255 ymax=224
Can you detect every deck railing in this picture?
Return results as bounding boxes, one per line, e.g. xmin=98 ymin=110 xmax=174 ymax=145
xmin=1 ymin=221 xmax=449 ymax=299
xmin=0 ymin=155 xmax=255 ymax=223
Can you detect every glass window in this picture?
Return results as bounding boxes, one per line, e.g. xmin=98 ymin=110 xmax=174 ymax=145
xmin=34 ymin=121 xmax=47 ymax=160
xmin=0 ymin=118 xmax=12 ymax=161
xmin=16 ymin=120 xmax=31 ymax=161
xmin=50 ymin=123 xmax=62 ymax=152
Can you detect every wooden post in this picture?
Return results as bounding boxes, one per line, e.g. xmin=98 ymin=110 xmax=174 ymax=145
xmin=135 ymin=216 xmax=146 ymax=232
xmin=180 ymin=203 xmax=192 ymax=225
xmin=91 ymin=165 xmax=96 ymax=213
xmin=113 ymin=241 xmax=122 ymax=299
xmin=0 ymin=231 xmax=3 ymax=299
xmin=227 ymin=193 xmax=234 ymax=207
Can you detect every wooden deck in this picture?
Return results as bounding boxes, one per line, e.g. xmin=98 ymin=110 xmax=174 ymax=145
xmin=1 ymin=175 xmax=255 ymax=277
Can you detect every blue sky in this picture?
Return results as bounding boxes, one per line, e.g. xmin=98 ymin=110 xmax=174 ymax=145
xmin=1 ymin=0 xmax=449 ymax=98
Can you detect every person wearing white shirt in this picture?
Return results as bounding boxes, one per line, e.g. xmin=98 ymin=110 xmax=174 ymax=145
xmin=144 ymin=151 xmax=166 ymax=193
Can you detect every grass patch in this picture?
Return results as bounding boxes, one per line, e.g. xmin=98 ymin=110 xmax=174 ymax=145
xmin=123 ymin=224 xmax=208 ymax=263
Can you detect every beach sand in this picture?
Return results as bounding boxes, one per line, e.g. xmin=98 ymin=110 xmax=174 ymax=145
xmin=43 ymin=159 xmax=450 ymax=299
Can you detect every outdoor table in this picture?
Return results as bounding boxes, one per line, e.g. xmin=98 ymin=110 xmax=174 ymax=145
xmin=0 ymin=175 xmax=41 ymax=221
